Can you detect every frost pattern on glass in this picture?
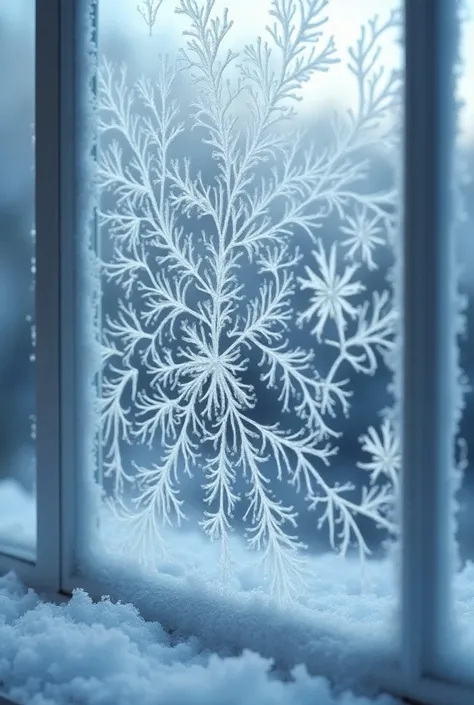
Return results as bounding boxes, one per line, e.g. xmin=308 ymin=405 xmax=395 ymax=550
xmin=97 ymin=0 xmax=402 ymax=600
xmin=137 ymin=0 xmax=164 ymax=36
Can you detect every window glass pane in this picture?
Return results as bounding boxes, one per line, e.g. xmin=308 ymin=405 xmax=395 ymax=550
xmin=0 ymin=1 xmax=36 ymax=559
xmin=79 ymin=0 xmax=403 ymax=655
xmin=441 ymin=0 xmax=474 ymax=683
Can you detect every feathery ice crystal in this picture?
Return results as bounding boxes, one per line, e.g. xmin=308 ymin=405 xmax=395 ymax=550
xmin=97 ymin=0 xmax=402 ymax=602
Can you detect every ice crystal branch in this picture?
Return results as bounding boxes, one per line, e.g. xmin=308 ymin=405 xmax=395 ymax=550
xmin=97 ymin=0 xmax=402 ymax=601
xmin=137 ymin=0 xmax=164 ymax=36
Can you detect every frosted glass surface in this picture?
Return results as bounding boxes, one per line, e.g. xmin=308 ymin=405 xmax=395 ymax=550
xmin=82 ymin=0 xmax=404 ymax=642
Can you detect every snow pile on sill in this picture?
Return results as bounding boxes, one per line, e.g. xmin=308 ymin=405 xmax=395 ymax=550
xmin=0 ymin=572 xmax=401 ymax=705
xmin=0 ymin=479 xmax=473 ymax=694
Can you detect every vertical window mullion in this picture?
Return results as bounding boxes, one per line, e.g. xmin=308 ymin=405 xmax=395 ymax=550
xmin=35 ymin=0 xmax=62 ymax=589
xmin=402 ymin=0 xmax=457 ymax=682
xmin=36 ymin=0 xmax=77 ymax=591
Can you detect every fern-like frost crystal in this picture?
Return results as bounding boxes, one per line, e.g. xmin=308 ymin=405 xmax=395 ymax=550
xmin=97 ymin=0 xmax=402 ymax=602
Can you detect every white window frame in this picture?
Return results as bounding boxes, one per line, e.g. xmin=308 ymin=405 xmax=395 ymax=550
xmin=0 ymin=1 xmax=472 ymax=704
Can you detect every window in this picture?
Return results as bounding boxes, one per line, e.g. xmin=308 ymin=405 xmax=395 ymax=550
xmin=0 ymin=1 xmax=472 ymax=704
xmin=437 ymin=4 xmax=474 ymax=683
xmin=89 ymin=0 xmax=402 ymax=625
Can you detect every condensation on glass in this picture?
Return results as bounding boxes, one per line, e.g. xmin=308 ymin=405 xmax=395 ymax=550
xmin=0 ymin=1 xmax=36 ymax=558
xmin=80 ymin=0 xmax=404 ymax=637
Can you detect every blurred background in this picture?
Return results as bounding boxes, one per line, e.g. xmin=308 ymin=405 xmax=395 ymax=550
xmin=0 ymin=3 xmax=35 ymax=556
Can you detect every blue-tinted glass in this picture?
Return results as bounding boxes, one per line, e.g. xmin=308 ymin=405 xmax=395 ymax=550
xmin=0 ymin=0 xmax=36 ymax=559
